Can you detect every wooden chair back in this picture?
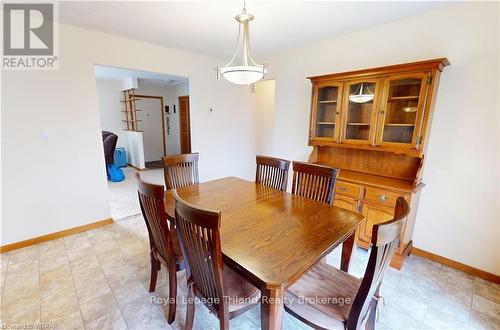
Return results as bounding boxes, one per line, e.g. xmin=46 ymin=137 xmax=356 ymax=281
xmin=255 ymin=155 xmax=290 ymax=191
xmin=172 ymin=189 xmax=226 ymax=314
xmin=291 ymin=161 xmax=339 ymax=204
xmin=347 ymin=197 xmax=410 ymax=329
xmin=162 ymin=153 xmax=199 ymax=190
xmin=136 ymin=172 xmax=175 ymax=263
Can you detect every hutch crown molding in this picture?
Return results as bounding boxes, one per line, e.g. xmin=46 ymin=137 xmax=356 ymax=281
xmin=306 ymin=58 xmax=449 ymax=269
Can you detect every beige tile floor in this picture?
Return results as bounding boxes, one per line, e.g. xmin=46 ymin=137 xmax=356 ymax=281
xmin=107 ymin=167 xmax=164 ymax=221
xmin=1 ymin=168 xmax=499 ymax=329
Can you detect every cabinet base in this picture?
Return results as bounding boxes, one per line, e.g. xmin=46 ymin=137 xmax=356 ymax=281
xmin=390 ymin=241 xmax=413 ymax=270
xmin=356 ymin=240 xmax=413 ymax=270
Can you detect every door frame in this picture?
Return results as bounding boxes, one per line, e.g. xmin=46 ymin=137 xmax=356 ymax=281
xmin=134 ymin=94 xmax=167 ymax=157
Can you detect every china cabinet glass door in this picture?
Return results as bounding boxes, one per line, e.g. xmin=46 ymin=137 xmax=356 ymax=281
xmin=377 ymin=73 xmax=428 ymax=148
xmin=311 ymin=84 xmax=342 ymax=141
xmin=341 ymin=80 xmax=380 ymax=144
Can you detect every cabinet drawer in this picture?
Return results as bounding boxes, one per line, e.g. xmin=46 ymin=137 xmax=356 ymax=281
xmin=333 ymin=195 xmax=360 ymax=213
xmin=365 ymin=187 xmax=400 ymax=206
xmin=335 ymin=181 xmax=362 ymax=198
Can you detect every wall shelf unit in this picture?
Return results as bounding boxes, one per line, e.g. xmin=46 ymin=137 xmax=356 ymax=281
xmin=122 ymin=89 xmax=142 ymax=131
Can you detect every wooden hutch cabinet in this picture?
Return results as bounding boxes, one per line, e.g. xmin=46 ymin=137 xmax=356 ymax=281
xmin=307 ymin=59 xmax=449 ymax=269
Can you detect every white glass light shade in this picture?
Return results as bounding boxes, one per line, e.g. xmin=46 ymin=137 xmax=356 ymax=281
xmin=348 ymin=94 xmax=374 ymax=103
xmin=220 ymin=66 xmax=267 ymax=85
xmin=348 ymin=83 xmax=374 ymax=103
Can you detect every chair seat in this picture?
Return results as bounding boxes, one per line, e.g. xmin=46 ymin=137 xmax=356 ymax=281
xmin=224 ymin=266 xmax=261 ymax=314
xmin=285 ymin=263 xmax=361 ymax=329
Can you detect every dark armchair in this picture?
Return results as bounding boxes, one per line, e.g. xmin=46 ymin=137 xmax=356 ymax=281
xmin=102 ymin=130 xmax=118 ymax=167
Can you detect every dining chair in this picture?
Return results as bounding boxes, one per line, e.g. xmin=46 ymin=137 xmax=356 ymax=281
xmin=255 ymin=155 xmax=290 ymax=191
xmin=284 ymin=197 xmax=410 ymax=330
xmin=172 ymin=190 xmax=261 ymax=330
xmin=291 ymin=161 xmax=340 ymax=204
xmin=162 ymin=153 xmax=200 ymax=190
xmin=135 ymin=172 xmax=185 ymax=324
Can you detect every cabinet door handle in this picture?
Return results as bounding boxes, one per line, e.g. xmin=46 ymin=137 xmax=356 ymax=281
xmin=377 ymin=195 xmax=389 ymax=201
xmin=338 ymin=186 xmax=348 ymax=192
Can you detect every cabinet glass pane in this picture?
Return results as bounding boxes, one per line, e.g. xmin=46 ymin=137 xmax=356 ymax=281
xmin=314 ymin=86 xmax=338 ymax=138
xmin=382 ymin=78 xmax=422 ymax=143
xmin=345 ymin=82 xmax=375 ymax=141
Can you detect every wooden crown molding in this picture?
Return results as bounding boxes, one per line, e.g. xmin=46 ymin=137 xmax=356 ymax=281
xmin=0 ymin=218 xmax=113 ymax=253
xmin=308 ymin=58 xmax=450 ymax=83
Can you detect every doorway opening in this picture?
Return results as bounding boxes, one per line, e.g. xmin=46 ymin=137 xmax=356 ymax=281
xmin=94 ymin=64 xmax=192 ymax=220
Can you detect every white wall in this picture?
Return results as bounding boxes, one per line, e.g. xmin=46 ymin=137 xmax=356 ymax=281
xmin=95 ymin=79 xmax=128 ymax=148
xmin=1 ymin=23 xmax=256 ymax=245
xmin=264 ymin=2 xmax=499 ymax=274
xmin=252 ymin=80 xmax=276 ymax=156
xmin=135 ymin=81 xmax=189 ymax=157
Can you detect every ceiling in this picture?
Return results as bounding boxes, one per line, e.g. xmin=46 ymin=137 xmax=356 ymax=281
xmin=60 ymin=1 xmax=453 ymax=60
xmin=94 ymin=65 xmax=188 ymax=86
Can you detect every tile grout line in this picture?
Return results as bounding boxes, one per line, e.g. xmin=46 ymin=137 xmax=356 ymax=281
xmin=85 ymin=230 xmax=132 ymax=329
xmin=37 ymin=245 xmax=41 ymax=323
xmin=470 ymin=276 xmax=477 ymax=327
xmin=108 ymin=222 xmax=170 ymax=327
xmin=63 ymin=236 xmax=87 ymax=329
xmin=1 ymin=252 xmax=11 ymax=312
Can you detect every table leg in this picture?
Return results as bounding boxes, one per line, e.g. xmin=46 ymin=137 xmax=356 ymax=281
xmin=261 ymin=285 xmax=284 ymax=330
xmin=340 ymin=232 xmax=355 ymax=272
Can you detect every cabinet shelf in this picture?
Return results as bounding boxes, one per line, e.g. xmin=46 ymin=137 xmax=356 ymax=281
xmin=318 ymin=100 xmax=337 ymax=104
xmin=389 ymin=96 xmax=419 ymax=101
xmin=121 ymin=98 xmax=142 ymax=102
xmin=317 ymin=122 xmax=335 ymax=125
xmin=385 ymin=123 xmax=415 ymax=127
xmin=347 ymin=123 xmax=370 ymax=126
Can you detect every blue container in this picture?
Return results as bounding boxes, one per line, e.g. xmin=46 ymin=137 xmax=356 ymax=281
xmin=114 ymin=147 xmax=127 ymax=167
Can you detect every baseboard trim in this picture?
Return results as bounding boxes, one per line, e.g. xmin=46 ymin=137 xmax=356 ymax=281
xmin=411 ymin=247 xmax=500 ymax=284
xmin=127 ymin=163 xmax=146 ymax=171
xmin=0 ymin=218 xmax=114 ymax=253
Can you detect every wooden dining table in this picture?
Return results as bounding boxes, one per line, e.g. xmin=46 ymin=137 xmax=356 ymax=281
xmin=164 ymin=176 xmax=365 ymax=330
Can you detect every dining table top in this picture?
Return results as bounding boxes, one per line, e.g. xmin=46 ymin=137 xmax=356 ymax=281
xmin=164 ymin=176 xmax=365 ymax=289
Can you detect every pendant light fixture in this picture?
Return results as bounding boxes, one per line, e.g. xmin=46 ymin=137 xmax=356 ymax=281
xmin=348 ymin=83 xmax=374 ymax=103
xmin=217 ymin=3 xmax=266 ymax=85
